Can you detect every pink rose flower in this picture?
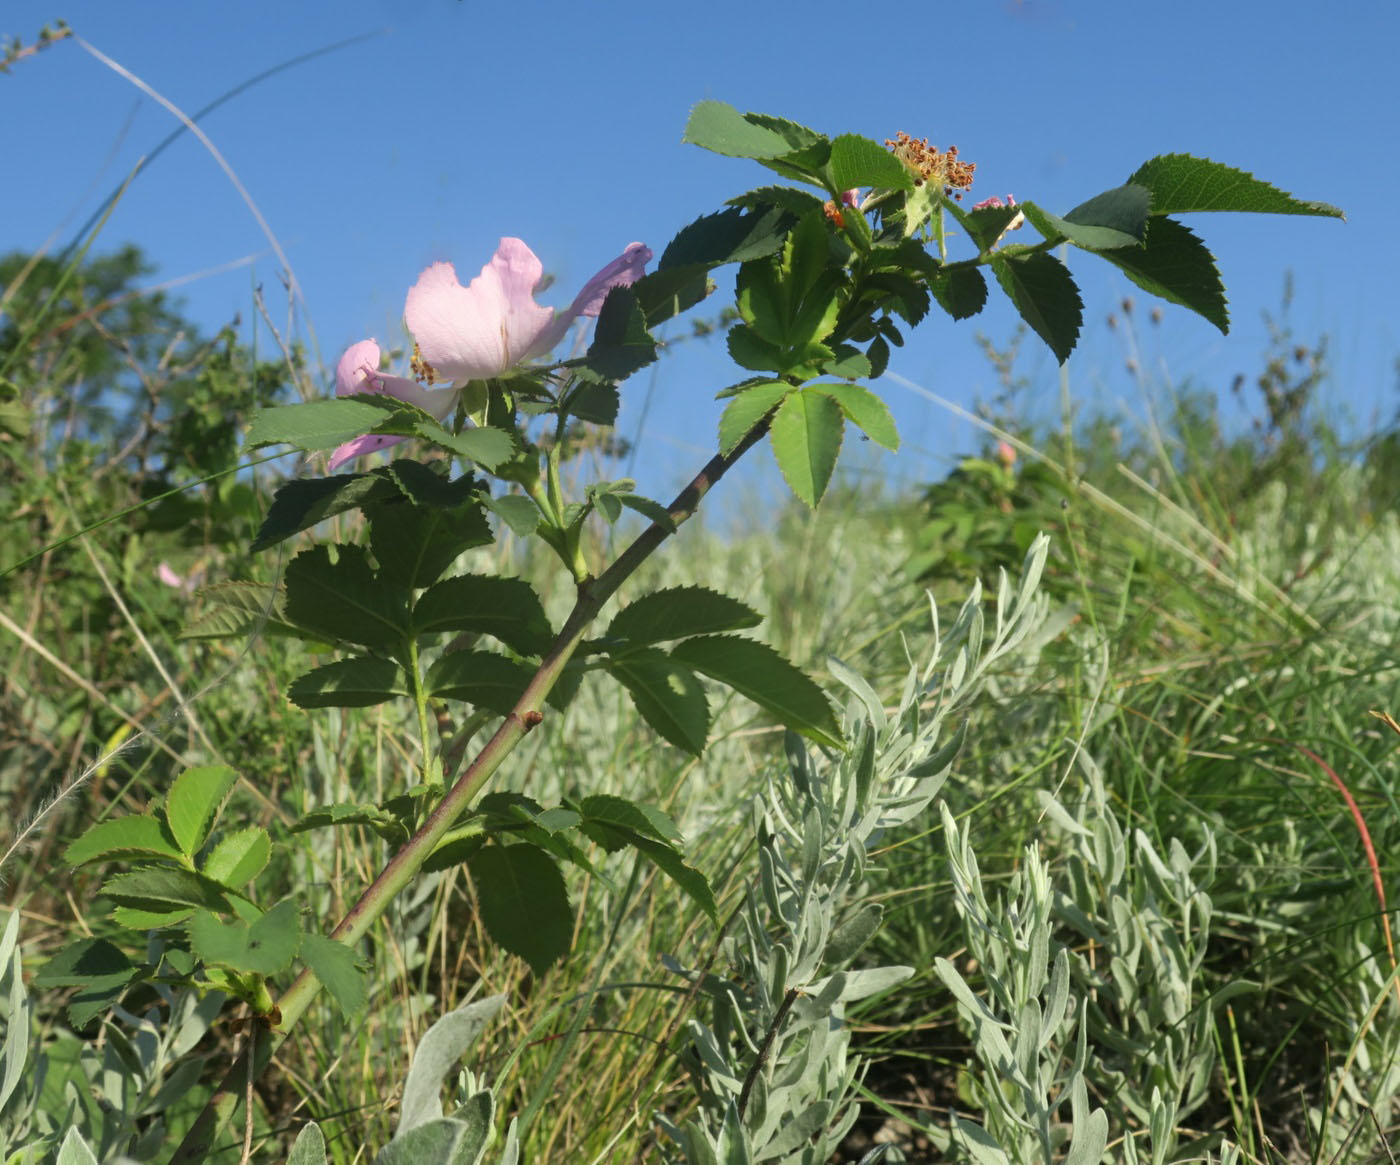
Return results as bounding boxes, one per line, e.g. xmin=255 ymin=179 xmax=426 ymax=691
xmin=329 ymin=238 xmax=652 ymax=469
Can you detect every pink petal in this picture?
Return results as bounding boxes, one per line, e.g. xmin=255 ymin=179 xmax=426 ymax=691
xmin=839 ymin=188 xmax=861 ymax=208
xmin=564 ymin=242 xmax=654 ymax=320
xmin=336 ymin=339 xmax=383 ymax=395
xmin=157 ymin=562 xmax=184 ymax=589
xmin=329 ymin=433 xmax=406 ymax=472
xmin=406 ymin=243 xmax=557 ymax=383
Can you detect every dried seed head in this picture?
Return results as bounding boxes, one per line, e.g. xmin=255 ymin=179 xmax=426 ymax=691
xmin=885 ymin=131 xmax=977 ymax=197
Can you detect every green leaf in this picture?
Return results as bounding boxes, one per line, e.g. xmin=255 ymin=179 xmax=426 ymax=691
xmin=57 ymin=1128 xmax=101 ymax=1165
xmin=412 ymin=575 xmax=552 ymax=654
xmin=113 ymin=905 xmax=195 ymax=930
xmin=288 ymin=656 xmax=409 ymax=709
xmin=412 ymin=421 xmax=515 ymax=471
xmin=202 ymin=827 xmax=272 ymax=889
xmin=810 ymin=383 xmax=898 ymax=451
xmin=608 ymin=585 xmax=762 ymax=646
xmin=1127 ymin=153 xmax=1344 ymax=218
xmin=990 ymin=251 xmax=1083 ymax=363
xmin=929 ymin=265 xmax=988 ymax=321
xmin=166 ymin=765 xmax=238 ymax=857
xmin=290 ymin=801 xmax=411 ymax=845
xmin=245 ymin=397 xmax=411 ymax=453
xmin=396 ymin=998 xmax=505 ymax=1134
xmin=627 ymin=835 xmax=718 ymax=921
xmin=100 ymin=867 xmax=233 ymax=914
xmin=367 ymin=498 xmax=493 ymax=592
xmin=301 ymin=933 xmax=368 ymax=1019
xmin=827 ymin=133 xmax=912 ymax=193
xmin=426 ymin=651 xmax=533 ymax=715
xmin=821 ymin=345 xmax=872 ymax=380
xmin=578 ymin=286 xmax=656 ymax=381
xmin=725 ymin=323 xmax=784 ymax=374
xmin=288 ymin=1123 xmax=328 ymax=1165
xmin=64 ymin=815 xmax=183 ymax=867
xmin=770 ymin=389 xmax=845 ymax=507
xmin=382 ymin=460 xmax=487 ymax=508
xmin=683 ymin=100 xmax=819 ymax=160
xmin=658 ymin=207 xmax=790 ymax=270
xmin=617 ymin=493 xmax=676 ymax=532
xmin=728 ymin=185 xmax=829 ymax=217
xmin=958 ymin=204 xmax=1025 ymax=253
xmin=189 ymin=899 xmax=301 ymax=976
xmin=670 ymin=635 xmax=842 ymax=748
xmin=1022 ymin=184 xmax=1151 ymax=251
xmin=485 ymin=494 xmax=540 ymax=536
xmin=607 ymin=649 xmax=710 ymax=755
xmin=179 ymin=581 xmax=295 ymax=641
xmin=251 ymin=473 xmax=400 ymax=552
xmin=578 ymin=794 xmax=683 ymax=846
xmin=283 ymin=544 xmax=410 ymax=651
xmin=563 ymin=381 xmax=619 ymax=424
xmin=35 ymin=939 xmax=135 ymax=990
xmin=467 ymin=845 xmax=571 ymax=974
xmin=1095 ymin=215 xmax=1228 ymax=332
xmin=631 ymin=265 xmax=713 ymax=326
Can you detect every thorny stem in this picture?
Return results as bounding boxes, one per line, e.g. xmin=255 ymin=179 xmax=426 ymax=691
xmin=170 ymin=420 xmax=772 ymax=1164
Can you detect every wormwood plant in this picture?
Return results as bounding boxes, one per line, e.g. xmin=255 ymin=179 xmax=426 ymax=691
xmin=28 ymin=101 xmax=1341 ymax=1160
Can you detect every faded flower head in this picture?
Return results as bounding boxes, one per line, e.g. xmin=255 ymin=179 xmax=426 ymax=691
xmin=885 ymin=131 xmax=976 ymax=199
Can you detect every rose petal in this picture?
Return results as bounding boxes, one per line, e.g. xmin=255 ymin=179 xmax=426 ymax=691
xmin=328 ymin=433 xmax=406 ymax=471
xmin=335 ymin=339 xmax=383 ymax=395
xmin=406 ymin=242 xmax=557 ymax=383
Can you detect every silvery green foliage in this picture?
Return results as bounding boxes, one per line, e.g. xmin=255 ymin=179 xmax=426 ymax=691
xmin=938 ymin=806 xmax=1109 ymax=1164
xmin=1049 ymin=754 xmax=1222 ymax=1164
xmin=0 ymin=916 xmax=216 ymax=1163
xmin=941 ymin=752 xmax=1230 ymax=1163
xmin=657 ymin=535 xmax=1053 ymax=1163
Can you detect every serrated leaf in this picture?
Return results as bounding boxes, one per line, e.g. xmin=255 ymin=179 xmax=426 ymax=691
xmin=579 ymin=794 xmax=683 ymax=845
xmin=617 ymin=493 xmax=676 ymax=531
xmin=576 ymin=286 xmax=656 ymax=381
xmin=251 ymin=473 xmax=401 ymax=552
xmin=64 ymin=815 xmax=183 ymax=867
xmin=659 ymin=207 xmax=790 ymax=270
xmin=35 ymin=939 xmax=135 ymax=990
xmin=683 ymin=100 xmax=817 ymax=160
xmin=990 ymin=251 xmax=1083 ymax=363
xmin=727 ymin=185 xmax=828 ymax=216
xmin=290 ymin=800 xmax=411 ymax=845
xmin=810 ymin=383 xmax=898 ymax=451
xmin=631 ymin=265 xmax=713 ymax=326
xmin=113 ymin=905 xmax=195 ymax=930
xmin=189 ymin=899 xmax=301 ymax=976
xmin=412 ymin=575 xmax=552 ymax=655
xmin=821 ymin=345 xmax=872 ymax=380
xmin=958 ymin=203 xmax=1026 ymax=252
xmin=628 ymin=835 xmax=718 ymax=921
xmin=283 ymin=544 xmax=410 ymax=651
xmin=609 ymin=585 xmax=762 ymax=646
xmin=166 ymin=765 xmax=238 ymax=857
xmin=485 ymin=494 xmax=540 ymax=536
xmin=426 ymin=652 xmax=533 ymax=715
xmin=467 ymin=846 xmax=571 ymax=974
xmin=367 ymin=497 xmax=493 ymax=592
xmin=770 ymin=390 xmax=845 ymax=507
xmin=1096 ymin=215 xmax=1228 ymax=332
xmin=412 ymin=421 xmax=515 ymax=471
xmin=563 ymin=381 xmax=619 ymax=423
xmin=302 ymin=933 xmax=368 ymax=1019
xmin=828 ymin=133 xmax=912 ymax=193
xmin=670 ymin=635 xmax=842 ymax=748
xmin=100 ymin=867 xmax=233 ymax=914
xmin=725 ymin=323 xmax=784 ymax=374
xmin=1023 ymin=184 xmax=1151 ymax=251
xmin=202 ymin=827 xmax=272 ymax=889
xmin=1127 ymin=153 xmax=1344 ymax=218
xmin=929 ymin=265 xmax=988 ymax=321
xmin=288 ymin=656 xmax=408 ymax=709
xmin=245 ymin=397 xmax=411 ymax=453
xmin=608 ymin=649 xmax=710 ymax=755
xmin=180 ymin=581 xmax=294 ymax=641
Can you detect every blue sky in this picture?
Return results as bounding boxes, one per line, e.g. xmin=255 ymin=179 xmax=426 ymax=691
xmin=4 ymin=0 xmax=1395 ymax=507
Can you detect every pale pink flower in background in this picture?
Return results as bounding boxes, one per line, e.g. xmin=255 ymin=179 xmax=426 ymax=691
xmin=328 ymin=238 xmax=653 ymax=470
xmin=839 ymin=188 xmax=861 ymax=208
xmin=995 ymin=441 xmax=1017 ymax=468
xmin=157 ymin=562 xmax=204 ymax=593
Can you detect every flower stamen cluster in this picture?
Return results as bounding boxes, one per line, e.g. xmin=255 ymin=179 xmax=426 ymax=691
xmin=885 ymin=131 xmax=976 ymax=199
